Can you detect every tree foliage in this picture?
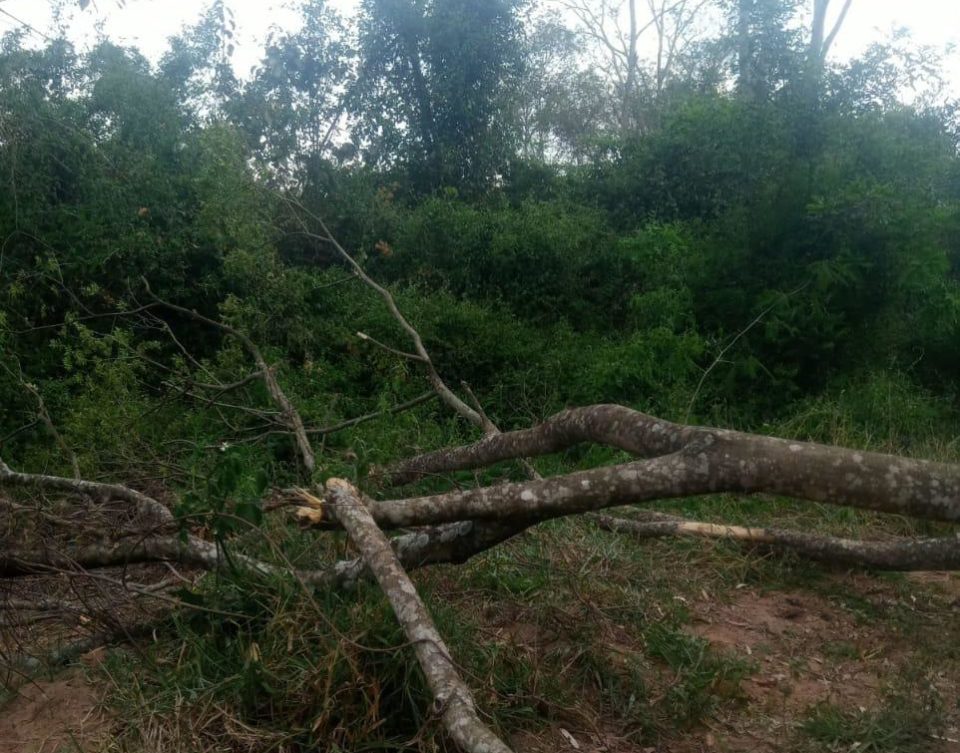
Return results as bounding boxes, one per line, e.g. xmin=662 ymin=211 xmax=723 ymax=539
xmin=0 ymin=0 xmax=957 ymax=472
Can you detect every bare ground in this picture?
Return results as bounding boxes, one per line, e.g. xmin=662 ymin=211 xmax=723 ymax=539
xmin=0 ymin=667 xmax=108 ymax=753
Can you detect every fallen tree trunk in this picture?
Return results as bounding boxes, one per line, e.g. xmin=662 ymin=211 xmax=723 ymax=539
xmin=369 ymin=405 xmax=960 ymax=522
xmin=0 ymin=471 xmax=523 ymax=586
xmin=325 ymin=478 xmax=513 ymax=753
xmin=301 ymin=447 xmax=960 ymax=532
xmin=6 ymin=393 xmax=960 ymax=590
xmin=4 ymin=403 xmax=960 ymax=753
xmin=383 ymin=404 xmax=696 ymax=486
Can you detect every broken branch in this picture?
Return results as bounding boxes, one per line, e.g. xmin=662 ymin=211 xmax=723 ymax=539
xmin=591 ymin=511 xmax=960 ymax=570
xmin=325 ymin=478 xmax=513 ymax=753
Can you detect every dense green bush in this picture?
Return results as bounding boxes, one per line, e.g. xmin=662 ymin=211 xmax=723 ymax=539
xmin=1 ymin=2 xmax=958 ymax=481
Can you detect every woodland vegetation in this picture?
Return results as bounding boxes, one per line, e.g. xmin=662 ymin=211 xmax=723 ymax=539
xmin=1 ymin=0 xmax=960 ymax=751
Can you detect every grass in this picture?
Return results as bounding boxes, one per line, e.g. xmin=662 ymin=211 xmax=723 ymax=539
xmin=642 ymin=622 xmax=751 ymax=726
xmin=52 ymin=373 xmax=959 ymax=751
xmin=799 ymin=681 xmax=946 ymax=753
xmin=61 ymin=450 xmax=960 ymax=753
xmin=92 ymin=508 xmax=769 ymax=751
xmin=62 ymin=505 xmax=960 ymax=753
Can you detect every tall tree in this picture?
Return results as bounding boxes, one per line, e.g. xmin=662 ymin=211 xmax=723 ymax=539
xmin=726 ymin=0 xmax=855 ymax=100
xmin=805 ymin=0 xmax=853 ymax=90
xmin=352 ymin=0 xmax=526 ymax=194
xmin=561 ymin=0 xmax=713 ymax=132
xmin=726 ymin=0 xmax=804 ymax=99
xmin=233 ymin=0 xmax=354 ymax=179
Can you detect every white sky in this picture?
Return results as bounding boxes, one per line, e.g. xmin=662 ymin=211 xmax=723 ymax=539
xmin=0 ymin=0 xmax=958 ymax=98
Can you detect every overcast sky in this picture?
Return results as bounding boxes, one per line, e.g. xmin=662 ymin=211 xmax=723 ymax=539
xmin=1 ymin=0 xmax=958 ymax=98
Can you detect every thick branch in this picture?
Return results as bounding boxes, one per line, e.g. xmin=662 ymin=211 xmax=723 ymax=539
xmin=0 ymin=459 xmax=172 ymax=525
xmin=0 ymin=536 xmax=279 ymax=580
xmin=820 ymin=0 xmax=854 ymax=61
xmin=591 ymin=511 xmax=960 ymax=570
xmin=326 ymin=479 xmax=513 ymax=753
xmin=384 ymin=404 xmax=696 ymax=485
xmin=380 ymin=405 xmax=960 ymax=522
xmin=0 ymin=479 xmax=521 ymax=589
xmin=305 ymin=435 xmax=960 ymax=530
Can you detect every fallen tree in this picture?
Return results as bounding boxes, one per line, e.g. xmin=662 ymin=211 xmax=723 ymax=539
xmin=5 ymin=410 xmax=960 ymax=749
xmin=4 ymin=219 xmax=960 ymax=753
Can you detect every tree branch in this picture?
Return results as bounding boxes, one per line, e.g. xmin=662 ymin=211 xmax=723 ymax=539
xmin=306 ymin=392 xmax=437 ymax=435
xmin=821 ymin=0 xmax=854 ymax=61
xmin=305 ymin=410 xmax=960 ymax=529
xmin=0 ymin=458 xmax=172 ymax=525
xmin=285 ymin=198 xmax=540 ymax=566
xmin=325 ymin=478 xmax=513 ymax=753
xmin=591 ymin=510 xmax=960 ymax=570
xmin=382 ymin=403 xmax=697 ymax=486
xmin=283 ymin=199 xmax=496 ymax=435
xmin=141 ymin=279 xmax=316 ymax=475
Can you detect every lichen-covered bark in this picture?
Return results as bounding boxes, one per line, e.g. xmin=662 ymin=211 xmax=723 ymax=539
xmin=591 ymin=511 xmax=960 ymax=570
xmin=384 ymin=405 xmax=960 ymax=524
xmin=712 ymin=431 xmax=960 ymax=521
xmin=326 ymin=521 xmax=526 ymax=589
xmin=0 ymin=536 xmax=279 ymax=579
xmin=301 ymin=442 xmax=960 ymax=535
xmin=384 ymin=404 xmax=697 ymax=485
xmin=373 ymin=407 xmax=960 ymax=523
xmin=327 ymin=478 xmax=513 ymax=753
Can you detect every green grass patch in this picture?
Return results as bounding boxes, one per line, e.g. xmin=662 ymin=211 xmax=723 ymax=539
xmin=799 ymin=680 xmax=945 ymax=753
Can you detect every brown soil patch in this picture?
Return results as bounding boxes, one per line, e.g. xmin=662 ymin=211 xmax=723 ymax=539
xmin=687 ymin=589 xmax=849 ymax=651
xmin=0 ymin=563 xmax=180 ymax=753
xmin=686 ymin=588 xmax=885 ymax=713
xmin=0 ymin=669 xmax=107 ymax=753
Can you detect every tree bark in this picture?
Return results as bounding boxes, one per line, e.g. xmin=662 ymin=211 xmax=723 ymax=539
xmin=591 ymin=510 xmax=960 ymax=570
xmin=381 ymin=405 xmax=960 ymax=527
xmin=327 ymin=478 xmax=513 ymax=753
